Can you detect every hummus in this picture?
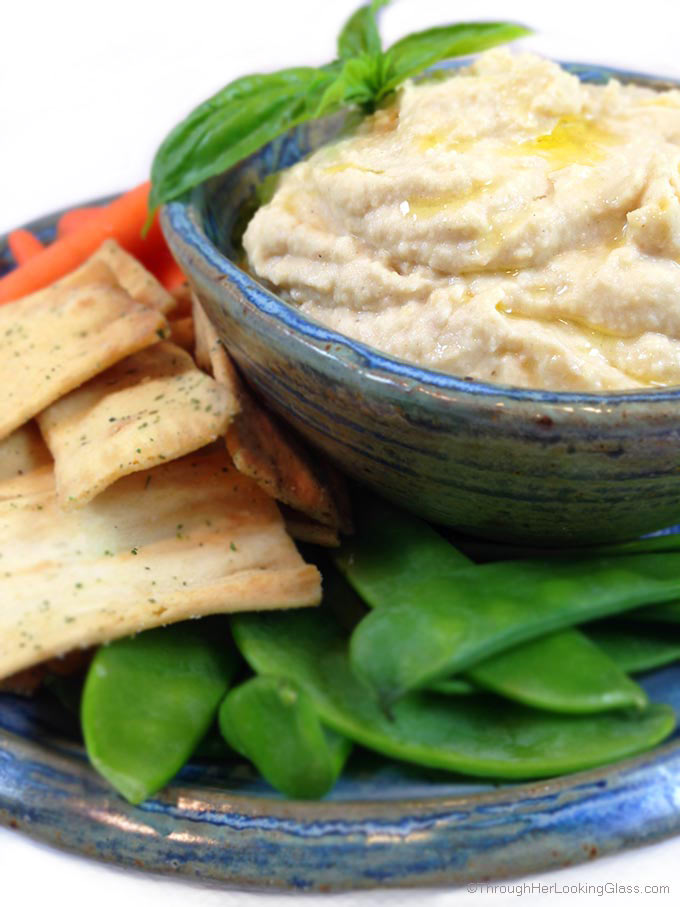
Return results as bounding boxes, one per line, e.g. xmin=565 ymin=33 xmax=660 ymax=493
xmin=243 ymin=51 xmax=680 ymax=391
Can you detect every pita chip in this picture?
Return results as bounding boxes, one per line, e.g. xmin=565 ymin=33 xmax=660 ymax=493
xmin=54 ymin=257 xmax=122 ymax=293
xmin=226 ymin=393 xmax=352 ymax=531
xmin=192 ymin=295 xmax=352 ymax=533
xmin=60 ymin=240 xmax=176 ymax=314
xmin=0 ymin=279 xmax=168 ymax=441
xmin=37 ymin=341 xmax=238 ymax=508
xmin=0 ymin=422 xmax=52 ymax=483
xmin=169 ymin=316 xmax=195 ymax=353
xmin=0 ymin=664 xmax=48 ymax=697
xmin=169 ymin=281 xmax=193 ymax=320
xmin=192 ymin=291 xmax=221 ymax=375
xmin=0 ymin=649 xmax=92 ymax=697
xmin=0 ymin=447 xmax=321 ymax=681
xmin=281 ymin=506 xmax=340 ymax=548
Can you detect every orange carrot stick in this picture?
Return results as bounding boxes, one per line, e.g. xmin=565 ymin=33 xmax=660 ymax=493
xmin=159 ymin=258 xmax=187 ymax=292
xmin=56 ymin=206 xmax=101 ymax=239
xmin=0 ymin=182 xmax=163 ymax=305
xmin=144 ymin=249 xmax=186 ymax=291
xmin=7 ymin=229 xmax=44 ymax=265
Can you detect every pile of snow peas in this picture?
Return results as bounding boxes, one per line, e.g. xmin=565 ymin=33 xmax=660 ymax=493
xmin=80 ymin=497 xmax=680 ymax=802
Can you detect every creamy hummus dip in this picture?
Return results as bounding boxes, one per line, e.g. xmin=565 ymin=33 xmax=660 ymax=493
xmin=244 ymin=51 xmax=680 ymax=391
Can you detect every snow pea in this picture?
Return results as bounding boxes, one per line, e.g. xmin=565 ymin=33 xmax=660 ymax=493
xmin=586 ymin=623 xmax=680 ymax=674
xmin=45 ymin=673 xmax=83 ymax=717
xmin=449 ymin=531 xmax=680 ymax=563
xmin=333 ymin=496 xmax=470 ymax=601
xmin=193 ymin=728 xmax=235 ymax=760
xmin=219 ymin=675 xmax=352 ymax=798
xmin=348 ymin=554 xmax=680 ymax=703
xmin=82 ymin=619 xmax=237 ymax=804
xmin=627 ymin=601 xmax=680 ymax=624
xmin=433 ymin=625 xmax=674 ymax=701
xmin=230 ymin=601 xmax=675 ymax=780
xmin=462 ymin=628 xmax=646 ymax=712
xmin=428 ymin=677 xmax=477 ymax=695
xmin=336 ymin=498 xmax=658 ymax=711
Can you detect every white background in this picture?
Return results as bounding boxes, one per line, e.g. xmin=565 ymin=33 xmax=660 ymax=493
xmin=2 ymin=0 xmax=680 ymax=903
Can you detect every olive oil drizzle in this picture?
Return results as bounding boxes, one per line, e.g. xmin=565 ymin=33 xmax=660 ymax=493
xmin=515 ymin=115 xmax=619 ymax=168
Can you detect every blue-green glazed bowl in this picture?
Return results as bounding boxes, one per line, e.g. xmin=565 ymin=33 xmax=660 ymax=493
xmin=162 ymin=63 xmax=680 ymax=546
xmin=4 ymin=189 xmax=680 ymax=893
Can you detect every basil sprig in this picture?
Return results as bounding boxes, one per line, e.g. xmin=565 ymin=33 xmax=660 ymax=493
xmin=149 ymin=2 xmax=529 ymax=211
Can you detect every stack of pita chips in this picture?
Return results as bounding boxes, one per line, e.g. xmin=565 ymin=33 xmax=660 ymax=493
xmin=0 ymin=241 xmax=350 ymax=690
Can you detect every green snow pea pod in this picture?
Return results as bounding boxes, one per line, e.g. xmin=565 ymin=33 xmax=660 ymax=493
xmin=219 ymin=675 xmax=352 ymax=798
xmin=626 ymin=601 xmax=680 ymax=624
xmin=333 ymin=496 xmax=470 ymax=601
xmin=82 ymin=618 xmax=237 ymax=804
xmin=45 ymin=673 xmax=84 ymax=717
xmin=230 ymin=601 xmax=675 ymax=781
xmin=428 ymin=677 xmax=477 ymax=695
xmin=585 ymin=623 xmax=680 ymax=673
xmin=336 ymin=498 xmax=652 ymax=712
xmin=433 ymin=624 xmax=680 ymax=702
xmin=192 ymin=726 xmax=236 ymax=760
xmin=449 ymin=531 xmax=680 ymax=563
xmin=348 ymin=554 xmax=680 ymax=703
xmin=462 ymin=628 xmax=646 ymax=712
xmin=431 ymin=630 xmax=650 ymax=708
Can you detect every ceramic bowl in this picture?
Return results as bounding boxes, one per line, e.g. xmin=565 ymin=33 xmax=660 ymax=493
xmin=4 ymin=203 xmax=680 ymax=894
xmin=162 ymin=62 xmax=680 ymax=546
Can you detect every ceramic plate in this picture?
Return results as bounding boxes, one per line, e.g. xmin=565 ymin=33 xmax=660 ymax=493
xmin=2 ymin=207 xmax=680 ymax=892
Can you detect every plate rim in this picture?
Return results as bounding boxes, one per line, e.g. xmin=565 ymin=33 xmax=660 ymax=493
xmin=2 ymin=199 xmax=680 ymax=892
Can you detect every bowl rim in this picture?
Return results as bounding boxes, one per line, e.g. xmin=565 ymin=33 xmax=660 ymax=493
xmin=5 ymin=167 xmax=680 ymax=894
xmin=164 ymin=59 xmax=680 ymax=408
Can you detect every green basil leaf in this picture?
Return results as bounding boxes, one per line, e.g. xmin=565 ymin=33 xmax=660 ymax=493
xmin=315 ymin=53 xmax=384 ymax=117
xmin=149 ymin=14 xmax=530 ymax=209
xmin=150 ymin=66 xmax=339 ymax=209
xmin=379 ymin=22 xmax=531 ymax=99
xmin=338 ymin=0 xmax=390 ymax=60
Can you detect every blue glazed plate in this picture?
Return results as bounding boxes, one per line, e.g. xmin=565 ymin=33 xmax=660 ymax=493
xmin=2 ymin=205 xmax=680 ymax=891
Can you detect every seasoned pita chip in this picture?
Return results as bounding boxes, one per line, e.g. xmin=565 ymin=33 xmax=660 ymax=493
xmin=55 ymin=258 xmax=121 ymax=292
xmin=56 ymin=240 xmax=175 ymax=313
xmin=0 ymin=649 xmax=92 ymax=697
xmin=281 ymin=506 xmax=340 ymax=548
xmin=88 ymin=240 xmax=176 ymax=314
xmin=192 ymin=291 xmax=219 ymax=374
xmin=0 ymin=665 xmax=46 ymax=696
xmin=170 ymin=281 xmax=193 ymax=320
xmin=55 ymin=243 xmax=175 ymax=314
xmin=37 ymin=342 xmax=238 ymax=508
xmin=0 ymin=422 xmax=51 ymax=483
xmin=0 ymin=448 xmax=321 ymax=681
xmin=169 ymin=316 xmax=195 ymax=353
xmin=0 ymin=463 xmax=53 ymax=504
xmin=0 ymin=281 xmax=167 ymax=442
xmin=226 ymin=394 xmax=352 ymax=531
xmin=192 ymin=295 xmax=352 ymax=533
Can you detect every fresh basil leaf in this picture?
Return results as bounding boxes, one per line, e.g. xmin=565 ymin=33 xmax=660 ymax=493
xmin=149 ymin=11 xmax=530 ymax=209
xmin=316 ymin=53 xmax=385 ymax=117
xmin=379 ymin=22 xmax=531 ymax=99
xmin=338 ymin=0 xmax=390 ymax=60
xmin=150 ymin=66 xmax=339 ymax=209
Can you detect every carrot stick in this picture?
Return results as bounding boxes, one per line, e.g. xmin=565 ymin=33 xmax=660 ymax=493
xmin=0 ymin=182 xmax=164 ymax=305
xmin=160 ymin=259 xmax=187 ymax=291
xmin=7 ymin=229 xmax=44 ymax=265
xmin=146 ymin=251 xmax=186 ymax=291
xmin=56 ymin=206 xmax=101 ymax=238
xmin=131 ymin=215 xmax=174 ymax=275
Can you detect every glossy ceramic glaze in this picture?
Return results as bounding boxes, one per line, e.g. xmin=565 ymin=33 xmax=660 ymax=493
xmin=4 ymin=197 xmax=680 ymax=892
xmin=2 ymin=664 xmax=680 ymax=890
xmin=162 ymin=62 xmax=680 ymax=546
